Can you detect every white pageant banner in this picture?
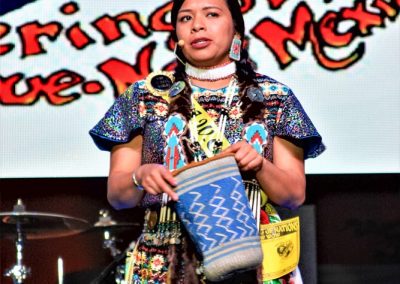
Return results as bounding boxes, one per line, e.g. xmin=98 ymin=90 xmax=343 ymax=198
xmin=0 ymin=0 xmax=399 ymax=177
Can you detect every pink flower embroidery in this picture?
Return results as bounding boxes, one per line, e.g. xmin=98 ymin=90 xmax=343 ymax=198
xmin=150 ymin=254 xmax=165 ymax=272
xmin=229 ymin=106 xmax=242 ymax=119
xmin=154 ymin=102 xmax=168 ymax=116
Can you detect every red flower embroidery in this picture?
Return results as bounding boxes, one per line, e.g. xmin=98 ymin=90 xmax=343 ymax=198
xmin=229 ymin=106 xmax=242 ymax=119
xmin=154 ymin=102 xmax=168 ymax=116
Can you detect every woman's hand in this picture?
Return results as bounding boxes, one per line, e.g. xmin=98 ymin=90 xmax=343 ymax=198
xmin=135 ymin=164 xmax=179 ymax=201
xmin=224 ymin=138 xmax=305 ymax=209
xmin=108 ymin=135 xmax=178 ymax=209
xmin=223 ymin=140 xmax=264 ymax=172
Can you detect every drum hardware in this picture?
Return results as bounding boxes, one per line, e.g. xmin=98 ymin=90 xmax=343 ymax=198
xmin=57 ymin=257 xmax=64 ymax=284
xmin=91 ymin=209 xmax=139 ymax=258
xmin=4 ymin=206 xmax=30 ymax=284
xmin=0 ymin=199 xmax=90 ymax=284
xmin=89 ymin=209 xmax=140 ymax=284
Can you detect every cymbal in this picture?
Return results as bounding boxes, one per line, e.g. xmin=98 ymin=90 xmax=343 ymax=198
xmin=87 ymin=221 xmax=141 ymax=233
xmin=0 ymin=211 xmax=90 ymax=240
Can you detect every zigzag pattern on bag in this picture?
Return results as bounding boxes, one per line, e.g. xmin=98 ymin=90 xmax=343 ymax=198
xmin=176 ymin=170 xmax=256 ymax=250
xmin=173 ymin=154 xmax=263 ymax=281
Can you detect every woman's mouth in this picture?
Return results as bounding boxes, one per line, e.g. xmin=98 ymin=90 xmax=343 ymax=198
xmin=191 ymin=38 xmax=211 ymax=49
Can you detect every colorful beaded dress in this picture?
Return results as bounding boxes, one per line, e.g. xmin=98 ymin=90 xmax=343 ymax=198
xmin=90 ymin=72 xmax=325 ymax=283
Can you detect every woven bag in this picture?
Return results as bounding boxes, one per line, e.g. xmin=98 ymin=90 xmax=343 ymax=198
xmin=173 ymin=153 xmax=263 ymax=281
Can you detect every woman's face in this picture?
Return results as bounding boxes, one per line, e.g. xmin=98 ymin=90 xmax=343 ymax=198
xmin=175 ymin=0 xmax=236 ymax=67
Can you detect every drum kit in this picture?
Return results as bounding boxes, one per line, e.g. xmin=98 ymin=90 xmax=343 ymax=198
xmin=0 ymin=199 xmax=140 ymax=284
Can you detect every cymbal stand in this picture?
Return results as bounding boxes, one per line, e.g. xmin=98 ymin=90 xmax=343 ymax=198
xmin=102 ymin=229 xmax=121 ymax=258
xmin=96 ymin=209 xmax=121 ymax=258
xmin=93 ymin=209 xmax=125 ymax=284
xmin=4 ymin=200 xmax=31 ymax=284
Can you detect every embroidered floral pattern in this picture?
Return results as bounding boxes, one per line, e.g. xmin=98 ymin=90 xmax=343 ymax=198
xmin=151 ymin=254 xmax=165 ymax=272
xmin=130 ymin=245 xmax=168 ymax=283
xmin=229 ymin=105 xmax=242 ymax=119
xmin=154 ymin=102 xmax=169 ymax=117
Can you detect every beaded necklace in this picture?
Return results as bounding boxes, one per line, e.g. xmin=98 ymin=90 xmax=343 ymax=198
xmin=186 ymin=61 xmax=236 ymax=82
xmin=188 ymin=75 xmax=238 ymax=161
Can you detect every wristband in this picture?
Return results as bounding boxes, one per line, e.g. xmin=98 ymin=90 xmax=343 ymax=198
xmin=132 ymin=172 xmax=144 ymax=191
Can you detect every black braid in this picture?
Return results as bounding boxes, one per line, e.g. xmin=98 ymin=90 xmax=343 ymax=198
xmin=168 ymin=59 xmax=193 ymax=121
xmin=235 ymin=48 xmax=265 ymax=123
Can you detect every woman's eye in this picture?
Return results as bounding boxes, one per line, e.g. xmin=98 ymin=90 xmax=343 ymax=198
xmin=207 ymin=12 xmax=219 ymax=18
xmin=179 ymin=15 xmax=191 ymax=22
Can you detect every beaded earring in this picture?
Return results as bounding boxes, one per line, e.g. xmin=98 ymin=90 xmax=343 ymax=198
xmin=229 ymin=33 xmax=241 ymax=61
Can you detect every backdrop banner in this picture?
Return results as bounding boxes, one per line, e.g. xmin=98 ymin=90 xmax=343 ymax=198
xmin=1 ymin=0 xmax=399 ymax=177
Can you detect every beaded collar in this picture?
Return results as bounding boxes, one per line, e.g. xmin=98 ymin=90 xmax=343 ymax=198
xmin=185 ymin=61 xmax=236 ymax=82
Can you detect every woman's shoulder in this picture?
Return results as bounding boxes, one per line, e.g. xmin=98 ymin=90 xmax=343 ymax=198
xmin=254 ymin=73 xmax=292 ymax=98
xmin=120 ymin=70 xmax=175 ymax=99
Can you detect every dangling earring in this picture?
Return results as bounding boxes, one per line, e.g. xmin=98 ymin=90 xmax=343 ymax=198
xmin=174 ymin=40 xmax=186 ymax=65
xmin=229 ymin=33 xmax=241 ymax=61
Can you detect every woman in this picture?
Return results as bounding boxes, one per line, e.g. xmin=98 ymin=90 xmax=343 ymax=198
xmin=90 ymin=0 xmax=325 ymax=283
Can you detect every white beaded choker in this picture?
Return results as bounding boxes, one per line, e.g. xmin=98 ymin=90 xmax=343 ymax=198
xmin=185 ymin=62 xmax=236 ymax=81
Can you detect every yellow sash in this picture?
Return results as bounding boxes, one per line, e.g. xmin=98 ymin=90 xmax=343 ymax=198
xmin=146 ymin=76 xmax=229 ymax=157
xmin=191 ymin=99 xmax=230 ymax=157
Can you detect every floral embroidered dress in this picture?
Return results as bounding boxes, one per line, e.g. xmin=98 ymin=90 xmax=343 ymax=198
xmin=89 ymin=72 xmax=325 ymax=283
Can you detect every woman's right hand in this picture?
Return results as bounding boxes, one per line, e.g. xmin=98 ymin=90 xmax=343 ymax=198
xmin=108 ymin=136 xmax=178 ymax=209
xmin=135 ymin=164 xmax=178 ymax=201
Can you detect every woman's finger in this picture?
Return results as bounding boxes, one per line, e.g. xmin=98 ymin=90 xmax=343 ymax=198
xmin=142 ymin=176 xmax=161 ymax=194
xmin=241 ymin=156 xmax=263 ymax=172
xmin=223 ymin=141 xmax=244 ymax=153
xmin=156 ymin=173 xmax=178 ymax=201
xmin=160 ymin=170 xmax=177 ymax=187
xmin=235 ymin=144 xmax=256 ymax=164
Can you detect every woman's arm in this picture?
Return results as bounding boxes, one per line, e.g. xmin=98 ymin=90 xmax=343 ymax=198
xmin=224 ymin=136 xmax=305 ymax=209
xmin=256 ymin=137 xmax=305 ymax=209
xmin=107 ymin=135 xmax=144 ymax=209
xmin=108 ymin=135 xmax=178 ymax=210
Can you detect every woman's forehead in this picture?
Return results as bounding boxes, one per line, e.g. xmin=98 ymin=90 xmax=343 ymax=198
xmin=179 ymin=0 xmax=229 ymax=11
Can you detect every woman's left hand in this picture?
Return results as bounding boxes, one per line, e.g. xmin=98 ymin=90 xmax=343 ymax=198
xmin=223 ymin=141 xmax=264 ymax=172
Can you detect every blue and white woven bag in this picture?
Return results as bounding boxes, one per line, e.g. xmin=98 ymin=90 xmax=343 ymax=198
xmin=173 ymin=153 xmax=263 ymax=281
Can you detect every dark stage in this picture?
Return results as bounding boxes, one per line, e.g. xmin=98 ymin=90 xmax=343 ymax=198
xmin=1 ymin=174 xmax=399 ymax=283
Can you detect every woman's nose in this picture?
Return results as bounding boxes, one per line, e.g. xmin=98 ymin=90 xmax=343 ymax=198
xmin=191 ymin=17 xmax=205 ymax=33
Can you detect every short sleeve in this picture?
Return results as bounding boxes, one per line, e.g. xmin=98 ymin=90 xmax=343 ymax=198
xmin=89 ymin=82 xmax=145 ymax=151
xmin=275 ymin=90 xmax=325 ymax=159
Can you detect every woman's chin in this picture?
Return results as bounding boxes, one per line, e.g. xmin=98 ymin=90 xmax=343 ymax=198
xmin=187 ymin=57 xmax=227 ymax=68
